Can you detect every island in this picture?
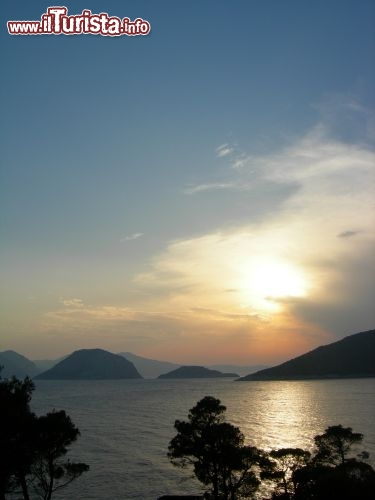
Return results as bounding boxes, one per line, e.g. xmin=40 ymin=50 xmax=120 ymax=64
xmin=35 ymin=348 xmax=143 ymax=380
xmin=158 ymin=365 xmax=239 ymax=379
xmin=238 ymin=329 xmax=375 ymax=381
xmin=0 ymin=350 xmax=39 ymax=378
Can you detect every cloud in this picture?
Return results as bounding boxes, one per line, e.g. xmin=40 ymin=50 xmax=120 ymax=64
xmin=184 ymin=182 xmax=237 ymax=195
xmin=60 ymin=298 xmax=84 ymax=308
xmin=37 ymin=109 xmax=375 ymax=362
xmin=286 ymin=243 xmax=375 ymax=336
xmin=311 ymin=92 xmax=375 ymax=142
xmin=46 ymin=302 xmax=152 ymax=325
xmin=133 ymin=119 xmax=375 ymax=340
xmin=231 ymin=155 xmax=248 ymax=170
xmin=40 ymin=297 xmax=321 ymax=364
xmin=216 ymin=143 xmax=234 ymax=157
xmin=337 ymin=230 xmax=361 ymax=239
xmin=121 ymin=232 xmax=144 ymax=242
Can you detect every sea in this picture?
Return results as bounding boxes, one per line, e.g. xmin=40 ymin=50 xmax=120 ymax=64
xmin=31 ymin=378 xmax=375 ymax=500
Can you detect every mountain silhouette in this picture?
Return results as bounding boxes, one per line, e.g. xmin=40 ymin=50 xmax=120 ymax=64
xmin=33 ymin=356 xmax=66 ymax=372
xmin=158 ymin=365 xmax=239 ymax=379
xmin=209 ymin=363 xmax=268 ymax=376
xmin=238 ymin=329 xmax=375 ymax=381
xmin=35 ymin=349 xmax=142 ymax=380
xmin=0 ymin=350 xmax=39 ymax=378
xmin=119 ymin=352 xmax=266 ymax=378
xmin=119 ymin=352 xmax=180 ymax=378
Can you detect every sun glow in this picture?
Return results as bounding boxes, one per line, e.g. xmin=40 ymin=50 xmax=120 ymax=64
xmin=238 ymin=257 xmax=308 ymax=312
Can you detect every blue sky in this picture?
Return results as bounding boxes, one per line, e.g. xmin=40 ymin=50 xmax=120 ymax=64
xmin=1 ymin=1 xmax=374 ymax=362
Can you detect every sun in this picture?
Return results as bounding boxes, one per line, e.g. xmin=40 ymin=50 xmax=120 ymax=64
xmin=238 ymin=257 xmax=308 ymax=312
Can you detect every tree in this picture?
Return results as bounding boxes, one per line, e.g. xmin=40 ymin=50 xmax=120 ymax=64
xmin=0 ymin=372 xmax=88 ymax=500
xmin=262 ymin=448 xmax=310 ymax=499
xmin=168 ymin=396 xmax=266 ymax=500
xmin=293 ymin=460 xmax=375 ymax=500
xmin=31 ymin=410 xmax=89 ymax=500
xmin=293 ymin=425 xmax=374 ymax=500
xmin=313 ymin=425 xmax=364 ymax=466
xmin=0 ymin=374 xmax=36 ymax=500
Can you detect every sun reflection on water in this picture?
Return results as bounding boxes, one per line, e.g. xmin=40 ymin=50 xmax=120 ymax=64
xmin=228 ymin=381 xmax=334 ymax=453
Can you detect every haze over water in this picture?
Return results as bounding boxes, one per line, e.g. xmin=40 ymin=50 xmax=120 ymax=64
xmin=32 ymin=378 xmax=375 ymax=500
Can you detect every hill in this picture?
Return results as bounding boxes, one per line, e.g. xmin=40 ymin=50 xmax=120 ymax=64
xmin=35 ymin=349 xmax=142 ymax=380
xmin=33 ymin=356 xmax=65 ymax=372
xmin=0 ymin=350 xmax=39 ymax=378
xmin=119 ymin=352 xmax=180 ymax=378
xmin=119 ymin=352 xmax=267 ymax=378
xmin=158 ymin=365 xmax=239 ymax=379
xmin=238 ymin=329 xmax=375 ymax=381
xmin=209 ymin=364 xmax=269 ymax=377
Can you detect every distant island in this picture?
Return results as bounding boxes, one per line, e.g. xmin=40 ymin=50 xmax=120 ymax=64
xmin=0 ymin=350 xmax=39 ymax=379
xmin=238 ymin=329 xmax=375 ymax=381
xmin=119 ymin=351 xmax=181 ymax=378
xmin=1 ymin=349 xmax=264 ymax=379
xmin=2 ymin=329 xmax=374 ymax=381
xmin=158 ymin=365 xmax=239 ymax=379
xmin=35 ymin=349 xmax=142 ymax=380
xmin=119 ymin=353 xmax=265 ymax=378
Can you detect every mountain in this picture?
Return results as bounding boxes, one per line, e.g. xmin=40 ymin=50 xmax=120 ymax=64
xmin=0 ymin=350 xmax=39 ymax=378
xmin=238 ymin=330 xmax=375 ymax=381
xmin=119 ymin=352 xmax=266 ymax=378
xmin=119 ymin=352 xmax=180 ymax=378
xmin=35 ymin=349 xmax=142 ymax=380
xmin=209 ymin=364 xmax=269 ymax=377
xmin=158 ymin=365 xmax=239 ymax=379
xmin=33 ymin=356 xmax=65 ymax=372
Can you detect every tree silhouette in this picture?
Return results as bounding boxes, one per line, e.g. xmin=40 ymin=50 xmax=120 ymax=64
xmin=31 ymin=410 xmax=89 ymax=500
xmin=313 ymin=425 xmax=364 ymax=466
xmin=0 ymin=372 xmax=88 ymax=499
xmin=0 ymin=374 xmax=35 ymax=499
xmin=262 ymin=448 xmax=310 ymax=499
xmin=293 ymin=425 xmax=374 ymax=500
xmin=168 ymin=396 xmax=266 ymax=499
xmin=168 ymin=399 xmax=375 ymax=500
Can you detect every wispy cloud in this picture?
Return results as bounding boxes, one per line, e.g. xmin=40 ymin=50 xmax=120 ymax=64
xmin=216 ymin=143 xmax=234 ymax=157
xmin=41 ymin=296 xmax=319 ymax=364
xmin=121 ymin=232 xmax=144 ymax=242
xmin=231 ymin=155 xmax=248 ymax=170
xmin=337 ymin=230 xmax=361 ymax=239
xmin=60 ymin=298 xmax=84 ymax=308
xmin=135 ymin=117 xmax=375 ymax=339
xmin=184 ymin=182 xmax=237 ymax=195
xmin=37 ymin=107 xmax=375 ymax=362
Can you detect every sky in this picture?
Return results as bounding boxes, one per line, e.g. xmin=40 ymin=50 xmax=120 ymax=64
xmin=1 ymin=0 xmax=374 ymax=364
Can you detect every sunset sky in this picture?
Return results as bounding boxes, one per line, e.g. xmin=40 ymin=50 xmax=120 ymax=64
xmin=1 ymin=1 xmax=374 ymax=364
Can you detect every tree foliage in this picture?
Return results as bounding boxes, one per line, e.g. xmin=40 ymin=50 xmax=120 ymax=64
xmin=262 ymin=448 xmax=311 ymax=498
xmin=0 ymin=372 xmax=88 ymax=500
xmin=168 ymin=396 xmax=267 ymax=499
xmin=31 ymin=410 xmax=89 ymax=500
xmin=291 ymin=424 xmax=374 ymax=500
xmin=313 ymin=424 xmax=364 ymax=466
xmin=168 ymin=397 xmax=375 ymax=500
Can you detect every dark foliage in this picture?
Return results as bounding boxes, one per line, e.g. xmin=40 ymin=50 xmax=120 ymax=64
xmin=293 ymin=461 xmax=375 ymax=500
xmin=292 ymin=425 xmax=374 ymax=500
xmin=168 ymin=397 xmax=375 ymax=500
xmin=261 ymin=448 xmax=311 ymax=498
xmin=0 ymin=371 xmax=88 ymax=500
xmin=313 ymin=424 xmax=364 ymax=466
xmin=168 ymin=396 xmax=268 ymax=499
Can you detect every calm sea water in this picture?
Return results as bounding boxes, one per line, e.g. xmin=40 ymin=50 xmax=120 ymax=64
xmin=31 ymin=378 xmax=375 ymax=500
